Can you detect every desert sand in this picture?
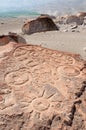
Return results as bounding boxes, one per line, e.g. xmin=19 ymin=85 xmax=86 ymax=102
xmin=0 ymin=17 xmax=86 ymax=60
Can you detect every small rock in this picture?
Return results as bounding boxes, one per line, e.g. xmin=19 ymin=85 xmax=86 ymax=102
xmin=62 ymin=29 xmax=68 ymax=32
xmin=1 ymin=23 xmax=4 ymax=25
xmin=83 ymin=47 xmax=86 ymax=52
xmin=0 ymin=95 xmax=3 ymax=102
xmin=70 ymin=25 xmax=78 ymax=29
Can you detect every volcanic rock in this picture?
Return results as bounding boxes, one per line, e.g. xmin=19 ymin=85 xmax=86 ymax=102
xmin=22 ymin=16 xmax=59 ymax=34
xmin=0 ymin=42 xmax=86 ymax=130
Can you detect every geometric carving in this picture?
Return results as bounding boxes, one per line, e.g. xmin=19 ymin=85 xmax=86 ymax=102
xmin=0 ymin=43 xmax=86 ymax=130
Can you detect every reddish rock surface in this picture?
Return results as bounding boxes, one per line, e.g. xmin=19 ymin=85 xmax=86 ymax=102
xmin=22 ymin=16 xmax=59 ymax=34
xmin=76 ymin=12 xmax=86 ymax=18
xmin=0 ymin=32 xmax=26 ymax=45
xmin=0 ymin=42 xmax=86 ymax=130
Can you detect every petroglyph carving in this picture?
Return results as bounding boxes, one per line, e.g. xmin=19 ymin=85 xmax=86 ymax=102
xmin=0 ymin=43 xmax=86 ymax=130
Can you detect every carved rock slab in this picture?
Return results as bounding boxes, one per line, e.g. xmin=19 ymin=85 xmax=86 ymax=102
xmin=0 ymin=42 xmax=86 ymax=130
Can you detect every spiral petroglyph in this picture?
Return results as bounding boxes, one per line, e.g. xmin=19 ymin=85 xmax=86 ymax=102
xmin=61 ymin=55 xmax=75 ymax=64
xmin=0 ymin=43 xmax=86 ymax=130
xmin=58 ymin=65 xmax=80 ymax=78
xmin=5 ymin=68 xmax=31 ymax=87
xmin=13 ymin=46 xmax=29 ymax=62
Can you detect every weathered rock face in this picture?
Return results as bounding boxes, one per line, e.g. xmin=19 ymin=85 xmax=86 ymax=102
xmin=22 ymin=16 xmax=59 ymax=34
xmin=0 ymin=32 xmax=26 ymax=45
xmin=66 ymin=15 xmax=84 ymax=25
xmin=40 ymin=14 xmax=56 ymax=19
xmin=76 ymin=12 xmax=86 ymax=18
xmin=0 ymin=42 xmax=86 ymax=130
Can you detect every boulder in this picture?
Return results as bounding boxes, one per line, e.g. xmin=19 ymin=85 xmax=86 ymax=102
xmin=0 ymin=42 xmax=86 ymax=130
xmin=22 ymin=16 xmax=59 ymax=34
xmin=76 ymin=12 xmax=86 ymax=18
xmin=0 ymin=32 xmax=26 ymax=45
xmin=66 ymin=15 xmax=84 ymax=25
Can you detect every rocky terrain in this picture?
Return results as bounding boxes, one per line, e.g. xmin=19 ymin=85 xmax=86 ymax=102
xmin=0 ymin=42 xmax=86 ymax=130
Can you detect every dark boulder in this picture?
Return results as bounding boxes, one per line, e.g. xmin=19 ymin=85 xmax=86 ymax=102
xmin=66 ymin=15 xmax=84 ymax=25
xmin=22 ymin=16 xmax=59 ymax=35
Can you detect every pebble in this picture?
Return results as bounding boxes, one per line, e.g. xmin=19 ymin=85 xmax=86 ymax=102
xmin=0 ymin=95 xmax=3 ymax=102
xmin=83 ymin=47 xmax=86 ymax=52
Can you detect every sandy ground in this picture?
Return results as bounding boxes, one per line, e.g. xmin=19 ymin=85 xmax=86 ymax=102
xmin=0 ymin=17 xmax=86 ymax=60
